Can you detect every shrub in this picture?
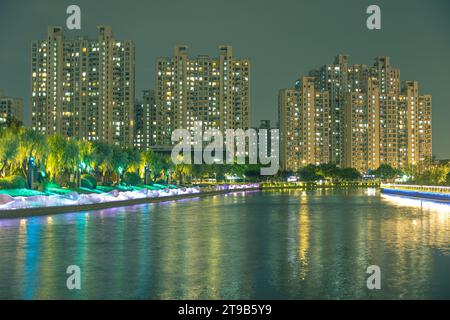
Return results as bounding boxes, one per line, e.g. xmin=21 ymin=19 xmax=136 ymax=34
xmin=45 ymin=181 xmax=60 ymax=189
xmin=67 ymin=181 xmax=78 ymax=189
xmin=0 ymin=175 xmax=26 ymax=190
xmin=123 ymin=172 xmax=142 ymax=186
xmin=81 ymin=174 xmax=97 ymax=189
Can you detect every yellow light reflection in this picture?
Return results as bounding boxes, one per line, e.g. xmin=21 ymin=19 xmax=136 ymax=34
xmin=297 ymin=204 xmax=310 ymax=280
xmin=381 ymin=194 xmax=450 ymax=214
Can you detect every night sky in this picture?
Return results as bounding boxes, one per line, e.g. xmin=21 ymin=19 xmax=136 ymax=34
xmin=1 ymin=0 xmax=449 ymax=158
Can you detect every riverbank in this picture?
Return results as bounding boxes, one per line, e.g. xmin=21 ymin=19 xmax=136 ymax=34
xmin=0 ymin=186 xmax=261 ymax=219
xmin=0 ymin=181 xmax=387 ymax=219
xmin=381 ymin=184 xmax=450 ymax=203
xmin=261 ymin=181 xmax=380 ymax=190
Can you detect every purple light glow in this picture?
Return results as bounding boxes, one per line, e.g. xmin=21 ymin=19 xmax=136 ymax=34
xmin=0 ymin=184 xmax=260 ymax=212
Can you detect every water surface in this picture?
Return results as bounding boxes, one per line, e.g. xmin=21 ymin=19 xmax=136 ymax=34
xmin=0 ymin=189 xmax=449 ymax=299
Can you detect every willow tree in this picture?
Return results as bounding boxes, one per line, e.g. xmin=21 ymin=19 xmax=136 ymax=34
xmin=77 ymin=140 xmax=93 ymax=173
xmin=140 ymin=149 xmax=154 ymax=183
xmin=14 ymin=128 xmax=47 ymax=187
xmin=152 ymin=153 xmax=164 ymax=182
xmin=91 ymin=141 xmax=113 ymax=184
xmin=45 ymin=135 xmax=66 ymax=182
xmin=63 ymin=138 xmax=79 ymax=183
xmin=124 ymin=147 xmax=141 ymax=174
xmin=173 ymin=155 xmax=192 ymax=185
xmin=110 ymin=145 xmax=128 ymax=184
xmin=0 ymin=128 xmax=19 ymax=177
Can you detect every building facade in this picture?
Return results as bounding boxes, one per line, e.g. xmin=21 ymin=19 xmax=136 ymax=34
xmin=134 ymin=90 xmax=157 ymax=150
xmin=279 ymin=77 xmax=330 ymax=172
xmin=0 ymin=90 xmax=23 ymax=126
xmin=31 ymin=26 xmax=135 ymax=146
xmin=154 ymin=45 xmax=250 ymax=147
xmin=250 ymin=120 xmax=277 ymax=160
xmin=343 ymin=78 xmax=380 ymax=172
xmin=279 ymin=55 xmax=432 ymax=173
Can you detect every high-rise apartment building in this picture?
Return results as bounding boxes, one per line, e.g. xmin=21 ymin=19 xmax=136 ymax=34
xmin=279 ymin=89 xmax=300 ymax=171
xmin=250 ymin=120 xmax=277 ymax=160
xmin=134 ymin=90 xmax=157 ymax=150
xmin=379 ymin=94 xmax=408 ymax=168
xmin=403 ymin=81 xmax=432 ymax=166
xmin=0 ymin=90 xmax=23 ymax=126
xmin=372 ymin=56 xmax=401 ymax=95
xmin=308 ymin=55 xmax=366 ymax=165
xmin=154 ymin=45 xmax=250 ymax=147
xmin=31 ymin=26 xmax=135 ymax=146
xmin=279 ymin=55 xmax=432 ymax=173
xmin=279 ymin=77 xmax=330 ymax=172
xmin=343 ymin=78 xmax=380 ymax=172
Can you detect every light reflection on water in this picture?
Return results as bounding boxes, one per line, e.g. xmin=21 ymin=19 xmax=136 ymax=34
xmin=381 ymin=193 xmax=450 ymax=214
xmin=0 ymin=189 xmax=448 ymax=299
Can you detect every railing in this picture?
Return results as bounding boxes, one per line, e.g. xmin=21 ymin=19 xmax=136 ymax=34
xmin=381 ymin=184 xmax=450 ymax=194
xmin=262 ymin=181 xmax=380 ymax=189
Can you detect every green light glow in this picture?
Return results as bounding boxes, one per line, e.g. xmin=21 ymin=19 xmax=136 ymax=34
xmin=0 ymin=189 xmax=46 ymax=197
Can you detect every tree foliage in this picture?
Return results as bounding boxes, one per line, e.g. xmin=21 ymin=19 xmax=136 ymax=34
xmin=414 ymin=164 xmax=450 ymax=186
xmin=373 ymin=164 xmax=400 ymax=181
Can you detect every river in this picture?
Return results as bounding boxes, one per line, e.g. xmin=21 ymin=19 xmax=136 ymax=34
xmin=0 ymin=189 xmax=449 ymax=299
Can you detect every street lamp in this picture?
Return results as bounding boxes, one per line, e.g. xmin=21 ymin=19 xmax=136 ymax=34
xmin=77 ymin=162 xmax=86 ymax=188
xmin=144 ymin=164 xmax=149 ymax=185
xmin=27 ymin=156 xmax=35 ymax=189
xmin=118 ymin=166 xmax=124 ymax=185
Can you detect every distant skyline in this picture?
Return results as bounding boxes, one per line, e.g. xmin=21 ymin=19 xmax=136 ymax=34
xmin=0 ymin=0 xmax=449 ymax=158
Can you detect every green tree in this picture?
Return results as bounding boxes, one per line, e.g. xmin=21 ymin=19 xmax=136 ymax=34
xmin=140 ymin=149 xmax=154 ymax=183
xmin=110 ymin=145 xmax=128 ymax=184
xmin=163 ymin=154 xmax=175 ymax=183
xmin=298 ymin=164 xmax=323 ymax=181
xmin=124 ymin=147 xmax=141 ymax=174
xmin=148 ymin=153 xmax=167 ymax=182
xmin=244 ymin=163 xmax=262 ymax=182
xmin=317 ymin=163 xmax=340 ymax=180
xmin=373 ymin=164 xmax=399 ymax=181
xmin=415 ymin=164 xmax=450 ymax=185
xmin=337 ymin=168 xmax=360 ymax=181
xmin=64 ymin=139 xmax=79 ymax=183
xmin=108 ymin=146 xmax=141 ymax=184
xmin=77 ymin=140 xmax=93 ymax=172
xmin=224 ymin=163 xmax=246 ymax=181
xmin=46 ymin=134 xmax=65 ymax=182
xmin=14 ymin=128 xmax=47 ymax=187
xmin=173 ymin=155 xmax=192 ymax=185
xmin=191 ymin=164 xmax=209 ymax=181
xmin=46 ymin=135 xmax=79 ymax=185
xmin=0 ymin=128 xmax=19 ymax=177
xmin=92 ymin=141 xmax=113 ymax=183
